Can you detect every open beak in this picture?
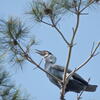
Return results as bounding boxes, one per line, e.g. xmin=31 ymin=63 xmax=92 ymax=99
xmin=35 ymin=49 xmax=44 ymax=56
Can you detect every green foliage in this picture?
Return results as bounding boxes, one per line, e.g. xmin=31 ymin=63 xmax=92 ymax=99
xmin=0 ymin=66 xmax=32 ymax=100
xmin=28 ymin=0 xmax=100 ymax=23
xmin=0 ymin=17 xmax=29 ymax=49
xmin=0 ymin=17 xmax=37 ymax=69
xmin=0 ymin=18 xmax=26 ymax=68
xmin=28 ymin=0 xmax=75 ymax=22
xmin=29 ymin=1 xmax=44 ymax=22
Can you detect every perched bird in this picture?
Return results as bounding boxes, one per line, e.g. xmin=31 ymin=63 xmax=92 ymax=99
xmin=36 ymin=50 xmax=97 ymax=93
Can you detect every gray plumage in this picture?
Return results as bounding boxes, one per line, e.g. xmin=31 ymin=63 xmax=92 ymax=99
xmin=36 ymin=50 xmax=97 ymax=93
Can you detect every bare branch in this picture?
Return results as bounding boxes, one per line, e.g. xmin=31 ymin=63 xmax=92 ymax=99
xmin=69 ymin=42 xmax=100 ymax=79
xmin=50 ymin=16 xmax=70 ymax=45
xmin=91 ymin=42 xmax=95 ymax=55
xmin=91 ymin=42 xmax=100 ymax=56
xmin=33 ymin=58 xmax=43 ymax=70
xmin=55 ymin=17 xmax=62 ymax=26
xmin=39 ymin=17 xmax=70 ymax=45
xmin=80 ymin=0 xmax=95 ymax=13
xmin=60 ymin=3 xmax=81 ymax=99
xmin=40 ymin=20 xmax=53 ymax=26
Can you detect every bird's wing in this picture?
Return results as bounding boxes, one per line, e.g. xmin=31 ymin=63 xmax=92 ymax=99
xmin=72 ymin=72 xmax=88 ymax=85
xmin=52 ymin=65 xmax=64 ymax=72
xmin=67 ymin=69 xmax=88 ymax=85
xmin=52 ymin=65 xmax=88 ymax=85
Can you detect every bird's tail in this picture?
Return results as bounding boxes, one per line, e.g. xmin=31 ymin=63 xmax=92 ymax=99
xmin=85 ymin=84 xmax=97 ymax=92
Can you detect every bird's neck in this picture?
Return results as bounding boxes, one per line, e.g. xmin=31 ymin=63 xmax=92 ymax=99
xmin=44 ymin=62 xmax=54 ymax=70
xmin=44 ymin=55 xmax=56 ymax=71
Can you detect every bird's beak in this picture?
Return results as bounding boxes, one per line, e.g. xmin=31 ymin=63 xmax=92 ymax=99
xmin=35 ymin=49 xmax=44 ymax=56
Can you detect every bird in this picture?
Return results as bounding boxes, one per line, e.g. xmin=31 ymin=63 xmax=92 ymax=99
xmin=36 ymin=49 xmax=97 ymax=93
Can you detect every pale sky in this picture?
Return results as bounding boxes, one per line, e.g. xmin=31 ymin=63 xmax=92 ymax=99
xmin=0 ymin=0 xmax=100 ymax=100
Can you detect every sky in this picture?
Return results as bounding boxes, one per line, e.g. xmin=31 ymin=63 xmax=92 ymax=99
xmin=0 ymin=0 xmax=100 ymax=100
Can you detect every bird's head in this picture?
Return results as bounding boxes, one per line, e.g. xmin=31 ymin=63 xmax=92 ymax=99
xmin=35 ymin=49 xmax=52 ymax=57
xmin=35 ymin=49 xmax=56 ymax=64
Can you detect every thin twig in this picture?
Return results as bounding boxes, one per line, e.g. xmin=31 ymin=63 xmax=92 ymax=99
xmin=80 ymin=0 xmax=95 ymax=13
xmin=91 ymin=42 xmax=95 ymax=54
xmin=68 ymin=42 xmax=100 ymax=80
xmin=40 ymin=20 xmax=53 ymax=26
xmin=50 ymin=16 xmax=70 ymax=46
xmin=33 ymin=58 xmax=43 ymax=70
